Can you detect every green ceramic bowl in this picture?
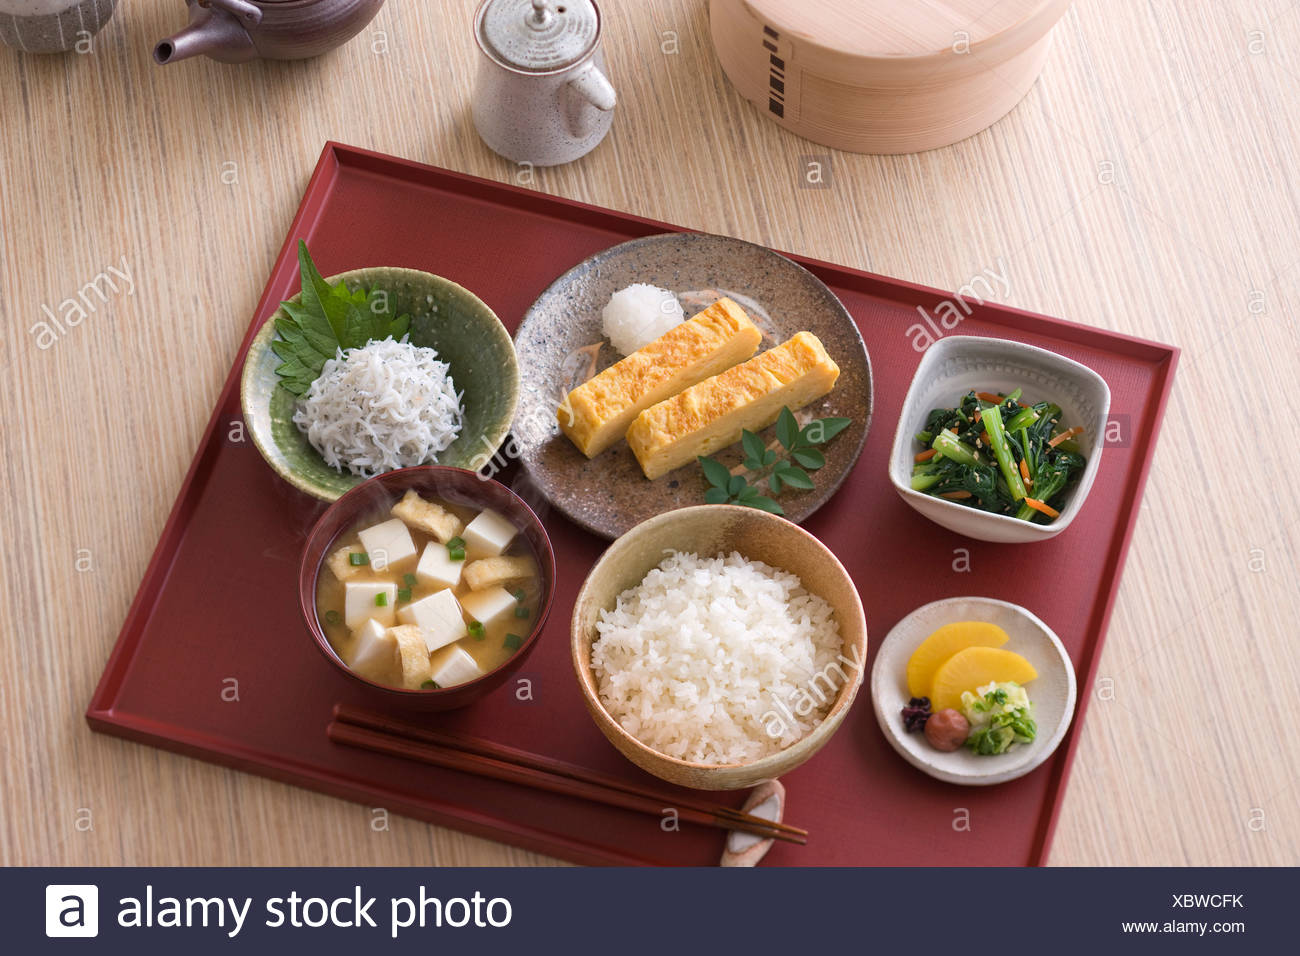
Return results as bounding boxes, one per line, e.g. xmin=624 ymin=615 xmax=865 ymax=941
xmin=240 ymin=267 xmax=519 ymax=502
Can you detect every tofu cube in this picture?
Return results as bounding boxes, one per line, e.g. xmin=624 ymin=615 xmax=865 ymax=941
xmin=398 ymin=588 xmax=467 ymax=653
xmin=357 ymin=518 xmax=418 ymax=571
xmin=429 ymin=645 xmax=484 ymax=688
xmin=344 ymin=580 xmax=397 ymax=629
xmin=391 ymin=489 xmax=464 ymax=543
xmin=463 ymin=555 xmax=536 ymax=592
xmin=415 ymin=542 xmax=462 ymax=590
xmin=462 ymin=509 xmax=518 ymax=557
xmin=389 ymin=625 xmax=433 ymax=689
xmin=347 ymin=618 xmax=397 ymax=676
xmin=326 ymin=544 xmax=366 ymax=582
xmin=459 ymin=585 xmax=517 ymax=629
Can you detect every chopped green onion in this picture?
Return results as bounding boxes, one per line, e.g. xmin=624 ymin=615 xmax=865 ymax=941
xmin=468 ymin=620 xmax=485 ymax=639
xmin=397 ymin=588 xmax=412 ymax=603
xmin=349 ymin=552 xmax=369 ymax=566
xmin=512 ymin=588 xmax=526 ymax=603
xmin=504 ymin=633 xmax=524 ymax=650
xmin=514 ymin=606 xmax=529 ymax=618
xmin=420 ymin=679 xmax=440 ymax=690
xmin=446 ymin=536 xmax=466 ymax=550
xmin=403 ymin=573 xmax=417 ymax=588
xmin=374 ymin=592 xmax=389 ymax=607
xmin=449 ymin=547 xmax=466 ymax=562
xmin=324 ymin=610 xmax=342 ymax=626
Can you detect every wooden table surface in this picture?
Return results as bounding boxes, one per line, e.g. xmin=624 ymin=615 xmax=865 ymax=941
xmin=2 ymin=0 xmax=1297 ymax=867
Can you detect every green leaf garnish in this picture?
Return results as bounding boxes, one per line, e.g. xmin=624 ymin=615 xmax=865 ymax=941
xmin=801 ymin=417 xmax=851 ymax=444
xmin=270 ymin=241 xmax=412 ymax=395
xmin=775 ymin=407 xmax=799 ymax=450
xmin=697 ymin=407 xmax=851 ymax=513
xmin=792 ymin=447 xmax=825 ymax=470
xmin=698 ymin=456 xmax=732 ymax=490
xmin=774 ymin=463 xmax=814 ymax=489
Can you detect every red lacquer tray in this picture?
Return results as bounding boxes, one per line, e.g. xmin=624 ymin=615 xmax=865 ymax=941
xmin=87 ymin=143 xmax=1178 ymax=866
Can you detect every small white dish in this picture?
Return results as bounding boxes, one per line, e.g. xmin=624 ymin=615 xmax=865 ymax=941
xmin=888 ymin=335 xmax=1110 ymax=543
xmin=871 ymin=596 xmax=1077 ymax=787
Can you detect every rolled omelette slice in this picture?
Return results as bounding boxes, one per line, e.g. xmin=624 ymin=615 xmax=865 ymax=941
xmin=557 ymin=297 xmax=762 ymax=458
xmin=626 ymin=331 xmax=840 ymax=480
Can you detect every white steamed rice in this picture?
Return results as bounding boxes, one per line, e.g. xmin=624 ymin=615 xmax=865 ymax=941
xmin=590 ymin=551 xmax=843 ymax=765
xmin=601 ymin=283 xmax=685 ymax=355
xmin=293 ymin=337 xmax=463 ymax=478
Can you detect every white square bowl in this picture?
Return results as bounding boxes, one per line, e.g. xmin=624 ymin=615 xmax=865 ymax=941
xmin=888 ymin=336 xmax=1111 ymax=543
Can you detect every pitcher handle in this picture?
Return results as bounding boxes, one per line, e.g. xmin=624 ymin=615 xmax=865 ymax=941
xmin=567 ymin=62 xmax=616 ymax=138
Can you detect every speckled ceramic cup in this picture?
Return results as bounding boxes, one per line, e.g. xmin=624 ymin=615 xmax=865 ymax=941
xmin=0 ymin=0 xmax=117 ymax=54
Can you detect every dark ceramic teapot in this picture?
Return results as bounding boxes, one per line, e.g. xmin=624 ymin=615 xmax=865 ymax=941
xmin=154 ymin=0 xmax=385 ymax=65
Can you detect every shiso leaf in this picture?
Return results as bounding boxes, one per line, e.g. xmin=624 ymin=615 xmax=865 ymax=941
xmin=296 ymin=240 xmax=351 ymax=345
xmin=271 ymin=241 xmax=415 ymax=394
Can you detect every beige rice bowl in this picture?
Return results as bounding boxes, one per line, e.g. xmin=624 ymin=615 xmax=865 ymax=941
xmin=590 ymin=551 xmax=848 ymax=765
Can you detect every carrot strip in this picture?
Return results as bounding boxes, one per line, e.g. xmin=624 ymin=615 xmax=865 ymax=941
xmin=1049 ymin=426 xmax=1083 ymax=448
xmin=1022 ymin=497 xmax=1060 ymax=518
xmin=976 ymin=391 xmax=1004 ymax=404
xmin=940 ymin=490 xmax=973 ymax=500
xmin=1019 ymin=459 xmax=1032 ymax=483
xmin=915 ymin=449 xmax=938 ymax=463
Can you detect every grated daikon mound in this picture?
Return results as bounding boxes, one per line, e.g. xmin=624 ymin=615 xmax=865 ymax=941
xmin=591 ymin=551 xmax=843 ymax=765
xmin=294 ymin=337 xmax=463 ymax=478
xmin=601 ymin=283 xmax=685 ymax=355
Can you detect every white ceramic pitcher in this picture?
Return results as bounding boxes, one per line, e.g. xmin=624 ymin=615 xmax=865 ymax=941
xmin=472 ymin=0 xmax=616 ymax=167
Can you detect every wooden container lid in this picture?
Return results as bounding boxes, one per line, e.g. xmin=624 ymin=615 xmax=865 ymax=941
xmin=710 ymin=0 xmax=1072 ymax=153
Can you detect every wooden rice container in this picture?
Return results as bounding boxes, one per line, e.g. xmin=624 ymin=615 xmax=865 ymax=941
xmin=709 ymin=0 xmax=1072 ymax=154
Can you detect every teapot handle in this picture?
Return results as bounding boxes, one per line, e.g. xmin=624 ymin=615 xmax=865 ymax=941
xmin=207 ymin=0 xmax=264 ymax=26
xmin=566 ymin=63 xmax=616 ymax=138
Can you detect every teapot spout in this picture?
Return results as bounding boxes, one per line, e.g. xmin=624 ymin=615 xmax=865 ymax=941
xmin=154 ymin=7 xmax=257 ymax=65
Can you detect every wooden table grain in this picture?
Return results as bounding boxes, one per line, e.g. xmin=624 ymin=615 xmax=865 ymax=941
xmin=1 ymin=0 xmax=1297 ymax=867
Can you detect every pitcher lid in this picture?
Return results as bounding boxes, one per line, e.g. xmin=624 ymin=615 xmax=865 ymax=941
xmin=476 ymin=0 xmax=601 ymax=73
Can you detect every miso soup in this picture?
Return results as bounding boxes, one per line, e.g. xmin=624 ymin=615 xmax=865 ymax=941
xmin=316 ymin=489 xmax=541 ymax=690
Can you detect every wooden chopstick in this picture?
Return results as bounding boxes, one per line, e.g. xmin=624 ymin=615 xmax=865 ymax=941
xmin=334 ymin=704 xmax=806 ymax=839
xmin=330 ymin=705 xmax=806 ymax=845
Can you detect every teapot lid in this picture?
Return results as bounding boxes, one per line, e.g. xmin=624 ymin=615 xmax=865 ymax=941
xmin=476 ymin=0 xmax=601 ymax=73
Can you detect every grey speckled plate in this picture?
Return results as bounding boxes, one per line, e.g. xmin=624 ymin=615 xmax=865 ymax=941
xmin=512 ymin=233 xmax=873 ymax=540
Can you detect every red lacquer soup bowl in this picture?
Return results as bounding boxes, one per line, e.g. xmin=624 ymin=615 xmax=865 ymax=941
xmin=299 ymin=466 xmax=556 ymax=711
